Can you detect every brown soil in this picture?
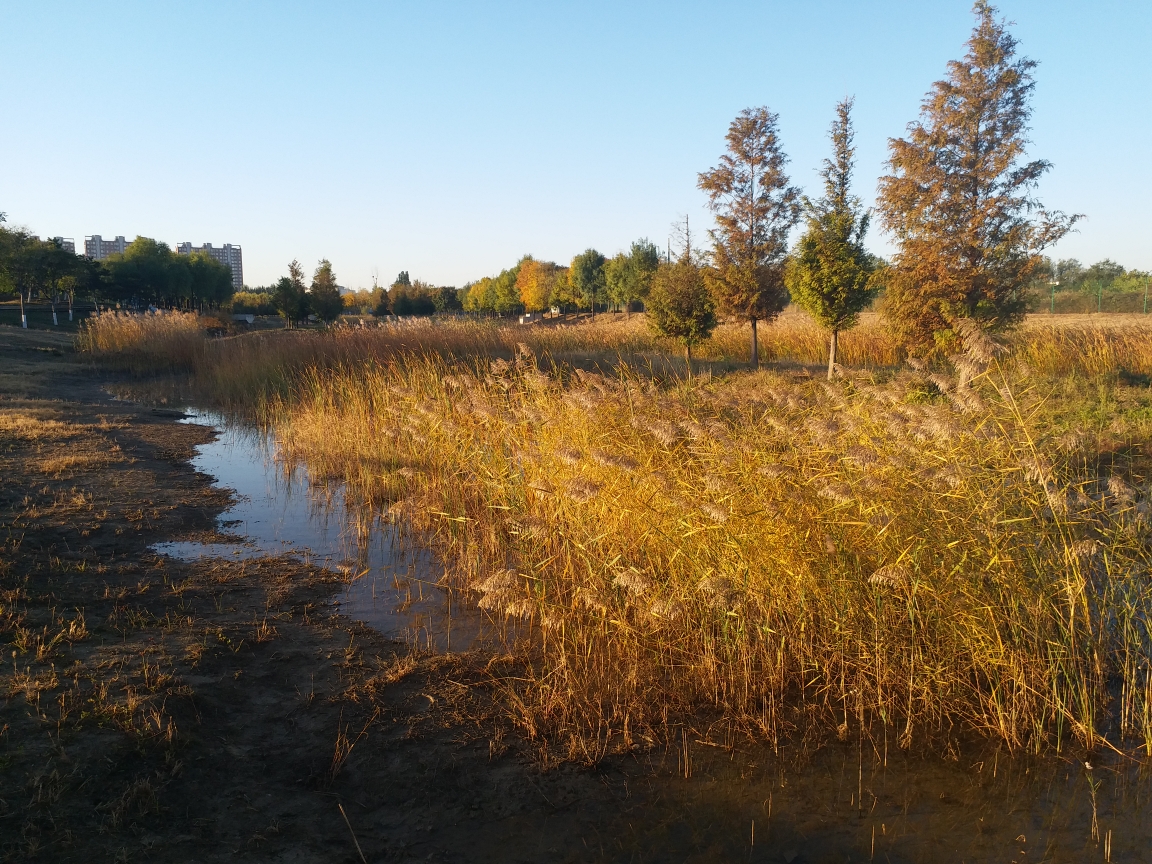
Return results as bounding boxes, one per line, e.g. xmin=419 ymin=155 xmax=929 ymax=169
xmin=1 ymin=325 xmax=1144 ymax=863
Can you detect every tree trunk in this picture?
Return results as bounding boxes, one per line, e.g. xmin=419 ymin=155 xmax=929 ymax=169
xmin=685 ymin=343 xmax=692 ymax=380
xmin=828 ymin=330 xmax=838 ymax=380
xmin=750 ymin=317 xmax=759 ymax=369
xmin=19 ymin=291 xmax=26 ymax=328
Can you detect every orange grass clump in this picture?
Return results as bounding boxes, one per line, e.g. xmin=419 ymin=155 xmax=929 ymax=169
xmin=271 ymin=349 xmax=1152 ymax=760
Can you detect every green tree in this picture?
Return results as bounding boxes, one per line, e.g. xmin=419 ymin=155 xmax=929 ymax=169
xmin=310 ymin=259 xmax=344 ymax=322
xmin=391 ymin=279 xmax=437 ymax=316
xmin=627 ymin=239 xmax=659 ymax=307
xmin=698 ymin=107 xmax=801 ymax=368
xmin=603 ymin=253 xmax=629 ymax=312
xmin=605 ymin=239 xmax=661 ymax=316
xmin=491 ymin=263 xmax=524 ymax=314
xmin=545 ymin=266 xmax=576 ymax=310
xmin=273 ymin=260 xmax=309 ymax=327
xmin=0 ymin=226 xmax=37 ymax=326
xmin=38 ymin=237 xmax=83 ymax=325
xmin=646 ymin=257 xmax=717 ymax=375
xmin=102 ymin=237 xmax=186 ymax=307
xmin=569 ymin=249 xmax=606 ymax=318
xmin=786 ymin=98 xmax=879 ymax=380
xmin=876 ymin=1 xmax=1080 ymax=355
xmin=184 ymin=252 xmax=234 ymax=308
xmin=431 ymin=284 xmax=462 ymax=313
xmin=461 ymin=261 xmax=525 ymax=315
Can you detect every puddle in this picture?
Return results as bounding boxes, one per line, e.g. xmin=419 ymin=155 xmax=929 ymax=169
xmin=153 ymin=410 xmax=487 ymax=650
xmin=149 ymin=414 xmax=1152 ymax=858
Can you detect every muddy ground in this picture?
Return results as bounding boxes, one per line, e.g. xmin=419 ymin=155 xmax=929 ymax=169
xmin=0 ymin=325 xmax=1145 ymax=863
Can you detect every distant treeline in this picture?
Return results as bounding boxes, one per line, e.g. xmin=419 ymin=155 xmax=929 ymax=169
xmin=459 ymin=242 xmax=660 ymax=315
xmin=0 ymin=229 xmax=233 ymax=312
xmin=1035 ymin=258 xmax=1150 ymax=295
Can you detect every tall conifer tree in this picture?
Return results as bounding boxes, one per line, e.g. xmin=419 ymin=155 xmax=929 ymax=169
xmin=698 ymin=107 xmax=801 ymax=368
xmin=876 ymin=1 xmax=1079 ymax=355
xmin=787 ymin=98 xmax=878 ymax=379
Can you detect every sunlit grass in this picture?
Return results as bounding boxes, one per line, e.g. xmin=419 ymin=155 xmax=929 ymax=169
xmin=78 ymin=309 xmax=1152 ymax=759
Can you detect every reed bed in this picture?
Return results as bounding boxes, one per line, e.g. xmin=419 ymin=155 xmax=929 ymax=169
xmin=79 ymin=310 xmax=1152 ymax=759
xmin=1018 ymin=319 xmax=1152 ymax=378
xmin=76 ymin=310 xmax=208 ymax=374
xmin=273 ymin=355 xmax=1152 ymax=759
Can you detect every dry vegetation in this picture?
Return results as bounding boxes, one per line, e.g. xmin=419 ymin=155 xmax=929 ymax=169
xmin=79 ymin=309 xmax=1152 ymax=762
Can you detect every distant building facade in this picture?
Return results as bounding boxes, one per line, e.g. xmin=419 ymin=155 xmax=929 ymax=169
xmin=84 ymin=235 xmax=128 ymax=260
xmin=46 ymin=237 xmax=76 ymax=254
xmin=176 ymin=242 xmax=243 ymax=290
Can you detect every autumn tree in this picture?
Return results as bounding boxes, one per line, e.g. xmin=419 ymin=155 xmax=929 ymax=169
xmin=516 ymin=258 xmax=547 ymax=312
xmin=876 ymin=1 xmax=1079 ymax=355
xmin=786 ymin=98 xmax=879 ymax=379
xmin=698 ymin=107 xmax=801 ymax=368
xmin=517 ymin=258 xmax=567 ymax=312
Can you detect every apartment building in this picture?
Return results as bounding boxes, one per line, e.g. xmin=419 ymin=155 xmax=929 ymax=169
xmin=84 ymin=235 xmax=128 ymax=259
xmin=176 ymin=242 xmax=244 ymax=290
xmin=45 ymin=237 xmax=76 ymax=254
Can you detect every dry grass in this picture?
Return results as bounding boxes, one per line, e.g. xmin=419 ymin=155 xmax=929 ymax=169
xmin=0 ymin=410 xmax=83 ymax=441
xmin=76 ymin=310 xmax=208 ymax=374
xmin=269 ymin=349 xmax=1152 ymax=758
xmin=78 ymin=308 xmax=1152 ymax=758
xmin=33 ymin=452 xmax=122 ymax=476
xmin=1018 ymin=317 xmax=1152 ymax=377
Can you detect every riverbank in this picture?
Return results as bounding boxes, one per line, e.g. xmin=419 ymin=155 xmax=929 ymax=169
xmin=4 ymin=324 xmax=1152 ymax=862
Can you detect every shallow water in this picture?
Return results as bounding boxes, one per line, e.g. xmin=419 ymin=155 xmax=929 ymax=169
xmin=153 ymin=410 xmax=485 ymax=650
xmin=151 ymin=412 xmax=1152 ymax=860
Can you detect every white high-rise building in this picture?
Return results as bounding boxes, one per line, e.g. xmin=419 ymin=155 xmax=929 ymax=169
xmin=176 ymin=242 xmax=243 ymax=290
xmin=84 ymin=235 xmax=128 ymax=259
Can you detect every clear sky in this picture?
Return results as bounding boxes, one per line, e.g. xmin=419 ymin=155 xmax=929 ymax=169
xmin=1 ymin=1 xmax=1148 ymax=289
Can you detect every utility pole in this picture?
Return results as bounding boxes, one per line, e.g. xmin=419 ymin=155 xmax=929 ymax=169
xmin=1049 ymin=280 xmax=1059 ymax=314
xmin=1145 ymin=277 xmax=1149 ymax=315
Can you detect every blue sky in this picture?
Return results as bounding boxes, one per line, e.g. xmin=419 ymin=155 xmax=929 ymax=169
xmin=1 ymin=1 xmax=1148 ymax=288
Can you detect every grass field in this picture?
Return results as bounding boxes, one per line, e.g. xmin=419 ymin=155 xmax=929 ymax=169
xmin=79 ymin=309 xmax=1152 ymax=761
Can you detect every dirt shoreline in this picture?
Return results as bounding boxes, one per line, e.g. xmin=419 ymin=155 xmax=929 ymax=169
xmin=2 ymin=325 xmax=1145 ymax=863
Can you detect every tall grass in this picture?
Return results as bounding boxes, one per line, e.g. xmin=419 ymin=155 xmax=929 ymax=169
xmin=1019 ymin=318 xmax=1152 ymax=377
xmin=271 ymin=351 xmax=1152 ymax=758
xmin=76 ymin=310 xmax=207 ymax=374
xmin=78 ymin=310 xmax=1152 ymax=758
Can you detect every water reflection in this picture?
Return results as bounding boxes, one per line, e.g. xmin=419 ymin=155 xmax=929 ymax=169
xmin=152 ymin=410 xmax=486 ymax=650
xmin=147 ymin=417 xmax=1152 ymax=858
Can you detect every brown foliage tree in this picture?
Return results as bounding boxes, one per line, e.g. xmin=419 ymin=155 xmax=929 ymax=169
xmin=698 ymin=107 xmax=801 ymax=368
xmin=876 ymin=1 xmax=1080 ymax=356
